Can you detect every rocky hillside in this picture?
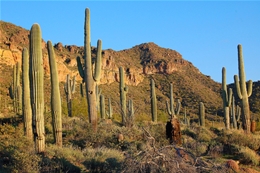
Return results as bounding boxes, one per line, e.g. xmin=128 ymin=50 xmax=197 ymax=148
xmin=0 ymin=20 xmax=259 ymax=119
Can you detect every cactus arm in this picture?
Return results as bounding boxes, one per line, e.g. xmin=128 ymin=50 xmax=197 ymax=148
xmin=176 ymin=99 xmax=181 ymax=115
xmin=76 ymin=56 xmax=84 ymax=80
xmin=47 ymin=40 xmax=62 ymax=147
xmin=166 ymin=101 xmax=172 ymax=116
xmin=234 ymin=75 xmax=242 ymax=99
xmin=247 ymin=80 xmax=253 ymax=97
xmin=227 ymin=88 xmax=233 ymax=107
xmin=94 ymin=40 xmax=102 ymax=81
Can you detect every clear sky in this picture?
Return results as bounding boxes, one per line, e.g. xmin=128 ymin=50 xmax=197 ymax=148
xmin=1 ymin=1 xmax=260 ymax=84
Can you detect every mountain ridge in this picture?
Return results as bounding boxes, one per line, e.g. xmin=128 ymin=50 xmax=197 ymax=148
xmin=0 ymin=20 xmax=259 ymax=118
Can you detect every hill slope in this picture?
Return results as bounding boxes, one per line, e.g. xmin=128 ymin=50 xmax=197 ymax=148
xmin=0 ymin=20 xmax=259 ymax=121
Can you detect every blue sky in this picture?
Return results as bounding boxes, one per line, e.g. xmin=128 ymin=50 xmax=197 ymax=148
xmin=1 ymin=1 xmax=260 ymax=84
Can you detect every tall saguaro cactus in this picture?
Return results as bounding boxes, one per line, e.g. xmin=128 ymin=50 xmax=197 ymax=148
xmin=29 ymin=23 xmax=45 ymax=153
xmin=119 ymin=66 xmax=128 ymax=125
xmin=150 ymin=78 xmax=157 ymax=122
xmin=76 ymin=8 xmax=102 ymax=132
xmin=222 ymin=67 xmax=233 ymax=130
xmin=22 ymin=48 xmax=33 ymax=139
xmin=234 ymin=44 xmax=252 ymax=133
xmin=47 ymin=40 xmax=62 ymax=147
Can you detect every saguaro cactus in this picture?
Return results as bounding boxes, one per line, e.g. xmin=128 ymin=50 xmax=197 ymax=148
xmin=22 ymin=48 xmax=33 ymax=139
xmin=119 ymin=66 xmax=128 ymax=125
xmin=199 ymin=102 xmax=205 ymax=127
xmin=166 ymin=83 xmax=181 ymax=119
xmin=64 ymin=74 xmax=75 ymax=117
xmin=234 ymin=44 xmax=252 ymax=133
xmin=150 ymin=78 xmax=157 ymax=122
xmin=106 ymin=97 xmax=113 ymax=119
xmin=77 ymin=8 xmax=102 ymax=132
xmin=47 ymin=40 xmax=62 ymax=147
xmin=29 ymin=23 xmax=45 ymax=153
xmin=222 ymin=67 xmax=233 ymax=130
xmin=10 ymin=62 xmax=21 ymax=114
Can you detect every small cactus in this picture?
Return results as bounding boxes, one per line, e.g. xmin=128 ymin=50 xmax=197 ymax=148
xmin=106 ymin=97 xmax=113 ymax=119
xmin=222 ymin=67 xmax=232 ymax=130
xmin=100 ymin=94 xmax=105 ymax=120
xmin=64 ymin=74 xmax=76 ymax=117
xmin=166 ymin=83 xmax=181 ymax=119
xmin=199 ymin=102 xmax=205 ymax=127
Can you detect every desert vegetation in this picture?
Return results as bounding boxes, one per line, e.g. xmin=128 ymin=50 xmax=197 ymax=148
xmin=0 ymin=7 xmax=259 ymax=173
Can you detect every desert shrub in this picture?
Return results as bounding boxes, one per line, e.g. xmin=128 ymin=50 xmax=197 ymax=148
xmin=218 ymin=130 xmax=260 ymax=151
xmin=0 ymin=124 xmax=40 ymax=172
xmin=83 ymin=147 xmax=124 ymax=172
xmin=207 ymin=140 xmax=223 ymax=158
xmin=238 ymin=146 xmax=260 ymax=166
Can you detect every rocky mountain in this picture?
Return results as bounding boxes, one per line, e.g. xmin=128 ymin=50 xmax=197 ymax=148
xmin=0 ymin=20 xmax=259 ymax=119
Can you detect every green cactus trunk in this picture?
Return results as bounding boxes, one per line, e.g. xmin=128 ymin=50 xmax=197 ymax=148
xmin=29 ymin=23 xmax=45 ymax=153
xmin=100 ymin=94 xmax=105 ymax=120
xmin=234 ymin=44 xmax=252 ymax=133
xmin=22 ymin=48 xmax=33 ymax=139
xmin=84 ymin=8 xmax=102 ymax=133
xmin=199 ymin=102 xmax=205 ymax=127
xmin=150 ymin=78 xmax=157 ymax=122
xmin=119 ymin=66 xmax=128 ymax=125
xmin=231 ymin=95 xmax=237 ymax=129
xmin=47 ymin=41 xmax=62 ymax=147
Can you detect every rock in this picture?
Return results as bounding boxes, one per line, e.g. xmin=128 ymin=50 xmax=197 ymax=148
xmin=54 ymin=42 xmax=63 ymax=52
xmin=226 ymin=160 xmax=239 ymax=172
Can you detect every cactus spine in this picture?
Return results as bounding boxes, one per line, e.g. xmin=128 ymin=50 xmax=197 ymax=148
xmin=199 ymin=102 xmax=205 ymax=127
xmin=29 ymin=23 xmax=45 ymax=153
xmin=234 ymin=44 xmax=253 ymax=133
xmin=22 ymin=48 xmax=33 ymax=139
xmin=47 ymin=41 xmax=62 ymax=147
xmin=76 ymin=8 xmax=102 ymax=132
xmin=64 ymin=74 xmax=75 ymax=117
xmin=119 ymin=66 xmax=128 ymax=125
xmin=221 ymin=67 xmax=233 ymax=130
xmin=150 ymin=78 xmax=157 ymax=122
